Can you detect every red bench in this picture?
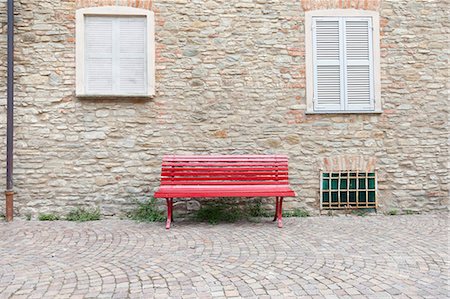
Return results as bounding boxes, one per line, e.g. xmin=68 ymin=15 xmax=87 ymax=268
xmin=154 ymin=155 xmax=296 ymax=229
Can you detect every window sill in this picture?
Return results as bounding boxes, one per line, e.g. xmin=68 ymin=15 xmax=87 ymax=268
xmin=305 ymin=110 xmax=382 ymax=115
xmin=77 ymin=94 xmax=155 ymax=99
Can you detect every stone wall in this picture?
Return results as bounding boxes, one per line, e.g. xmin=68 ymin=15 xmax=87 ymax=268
xmin=0 ymin=0 xmax=448 ymax=217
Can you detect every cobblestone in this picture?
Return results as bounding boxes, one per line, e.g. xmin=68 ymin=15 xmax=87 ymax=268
xmin=0 ymin=214 xmax=448 ymax=298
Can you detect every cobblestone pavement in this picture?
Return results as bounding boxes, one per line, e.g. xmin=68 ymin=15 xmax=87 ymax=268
xmin=0 ymin=214 xmax=448 ymax=299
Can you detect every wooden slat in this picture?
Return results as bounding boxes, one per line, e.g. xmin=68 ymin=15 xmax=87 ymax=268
xmin=161 ymin=167 xmax=288 ymax=172
xmin=163 ymin=158 xmax=287 ymax=162
xmin=161 ymin=177 xmax=288 ymax=182
xmin=163 ymin=155 xmax=287 ymax=159
xmin=161 ymin=177 xmax=289 ymax=181
xmin=163 ymin=154 xmax=287 ymax=157
xmin=161 ymin=176 xmax=288 ymax=181
xmin=161 ymin=181 xmax=289 ymax=185
xmin=163 ymin=161 xmax=288 ymax=164
xmin=158 ymin=185 xmax=293 ymax=189
xmin=154 ymin=185 xmax=296 ymax=198
xmin=162 ymin=162 xmax=288 ymax=167
xmin=155 ymin=192 xmax=296 ymax=198
xmin=161 ymin=171 xmax=288 ymax=176
xmin=155 ymin=185 xmax=295 ymax=190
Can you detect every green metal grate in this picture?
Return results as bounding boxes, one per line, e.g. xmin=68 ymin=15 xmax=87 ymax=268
xmin=320 ymin=171 xmax=377 ymax=210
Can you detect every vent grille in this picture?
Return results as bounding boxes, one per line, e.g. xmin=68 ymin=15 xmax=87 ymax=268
xmin=320 ymin=171 xmax=377 ymax=210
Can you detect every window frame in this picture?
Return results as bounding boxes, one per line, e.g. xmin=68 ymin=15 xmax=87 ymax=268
xmin=76 ymin=6 xmax=155 ymax=98
xmin=305 ymin=9 xmax=381 ymax=114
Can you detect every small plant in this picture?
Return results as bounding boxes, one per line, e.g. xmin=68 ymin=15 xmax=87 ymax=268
xmin=128 ymin=198 xmax=165 ymax=222
xmin=387 ymin=209 xmax=398 ymax=216
xmin=283 ymin=208 xmax=310 ymax=218
xmin=38 ymin=213 xmax=60 ymax=221
xmin=248 ymin=201 xmax=271 ymax=217
xmin=351 ymin=209 xmax=368 ymax=217
xmin=403 ymin=209 xmax=417 ymax=215
xmin=66 ymin=207 xmax=100 ymax=222
xmin=25 ymin=214 xmax=32 ymax=221
xmin=195 ymin=203 xmax=245 ymax=224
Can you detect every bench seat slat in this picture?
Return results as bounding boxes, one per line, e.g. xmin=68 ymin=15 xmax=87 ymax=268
xmin=162 ymin=162 xmax=288 ymax=167
xmin=162 ymin=167 xmax=288 ymax=172
xmin=163 ymin=155 xmax=288 ymax=160
xmin=161 ymin=176 xmax=288 ymax=182
xmin=160 ymin=181 xmax=290 ymax=185
xmin=155 ymin=185 xmax=296 ymax=198
xmin=163 ymin=158 xmax=288 ymax=162
xmin=164 ymin=155 xmax=287 ymax=158
xmin=161 ymin=171 xmax=288 ymax=176
xmin=161 ymin=175 xmax=288 ymax=180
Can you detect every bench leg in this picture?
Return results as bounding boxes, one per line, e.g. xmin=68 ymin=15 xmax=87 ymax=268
xmin=277 ymin=197 xmax=283 ymax=228
xmin=273 ymin=197 xmax=279 ymax=221
xmin=171 ymin=199 xmax=174 ymax=222
xmin=166 ymin=198 xmax=172 ymax=229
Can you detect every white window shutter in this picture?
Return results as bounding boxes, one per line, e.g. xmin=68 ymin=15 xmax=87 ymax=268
xmin=312 ymin=18 xmax=343 ymax=111
xmin=344 ymin=18 xmax=375 ymax=111
xmin=118 ymin=17 xmax=147 ymax=95
xmin=85 ymin=17 xmax=114 ymax=95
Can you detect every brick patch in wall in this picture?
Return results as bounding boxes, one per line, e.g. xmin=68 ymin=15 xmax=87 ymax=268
xmin=76 ymin=0 xmax=152 ymax=9
xmin=322 ymin=156 xmax=377 ymax=172
xmin=301 ymin=0 xmax=381 ymax=11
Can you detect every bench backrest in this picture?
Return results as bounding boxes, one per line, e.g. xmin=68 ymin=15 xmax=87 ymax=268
xmin=160 ymin=155 xmax=290 ymax=186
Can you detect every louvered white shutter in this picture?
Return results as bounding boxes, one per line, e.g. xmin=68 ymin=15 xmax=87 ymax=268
xmin=118 ymin=17 xmax=147 ymax=95
xmin=84 ymin=16 xmax=147 ymax=95
xmin=312 ymin=18 xmax=343 ymax=111
xmin=344 ymin=18 xmax=374 ymax=111
xmin=85 ymin=17 xmax=114 ymax=94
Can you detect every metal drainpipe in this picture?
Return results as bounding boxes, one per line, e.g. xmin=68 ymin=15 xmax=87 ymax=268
xmin=5 ymin=0 xmax=14 ymax=222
